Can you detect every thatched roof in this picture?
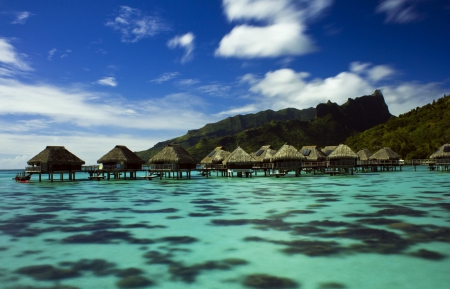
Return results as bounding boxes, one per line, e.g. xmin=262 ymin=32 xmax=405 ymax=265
xmin=430 ymin=143 xmax=450 ymax=159
xmin=321 ymin=146 xmax=338 ymax=156
xmin=149 ymin=143 xmax=198 ymax=164
xmin=300 ymin=145 xmax=327 ymax=161
xmin=222 ymin=146 xmax=256 ymax=165
xmin=28 ymin=146 xmax=85 ymax=165
xmin=370 ymin=147 xmax=401 ymax=160
xmin=251 ymin=145 xmax=277 ymax=162
xmin=357 ymin=149 xmax=372 ymax=161
xmin=97 ymin=145 xmax=145 ymax=164
xmin=271 ymin=143 xmax=305 ymax=162
xmin=200 ymin=146 xmax=231 ymax=164
xmin=327 ymin=144 xmax=358 ymax=159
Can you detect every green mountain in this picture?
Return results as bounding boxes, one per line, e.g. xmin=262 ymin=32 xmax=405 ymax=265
xmin=182 ymin=90 xmax=394 ymax=159
xmin=137 ymin=90 xmax=394 ymax=161
xmin=136 ymin=107 xmax=316 ymax=161
xmin=346 ymin=93 xmax=450 ymax=159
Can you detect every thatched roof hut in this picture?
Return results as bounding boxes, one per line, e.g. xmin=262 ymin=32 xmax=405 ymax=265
xmin=251 ymin=145 xmax=277 ymax=163
xmin=222 ymin=146 xmax=256 ymax=168
xmin=300 ymin=145 xmax=327 ymax=161
xmin=430 ymin=143 xmax=450 ymax=159
xmin=328 ymin=144 xmax=358 ymax=160
xmin=149 ymin=143 xmax=198 ymax=167
xmin=200 ymin=146 xmax=231 ymax=164
xmin=27 ymin=146 xmax=85 ymax=172
xmin=97 ymin=145 xmax=144 ymax=170
xmin=321 ymin=146 xmax=338 ymax=156
xmin=271 ymin=143 xmax=305 ymax=162
xmin=357 ymin=149 xmax=372 ymax=161
xmin=370 ymin=147 xmax=401 ymax=161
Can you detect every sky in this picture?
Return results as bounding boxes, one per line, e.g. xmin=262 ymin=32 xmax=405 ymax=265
xmin=0 ymin=0 xmax=449 ymax=168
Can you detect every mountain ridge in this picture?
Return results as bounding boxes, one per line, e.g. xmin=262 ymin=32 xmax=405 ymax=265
xmin=136 ymin=90 xmax=393 ymax=161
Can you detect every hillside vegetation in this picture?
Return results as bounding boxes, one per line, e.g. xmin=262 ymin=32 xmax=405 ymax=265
xmin=137 ymin=90 xmax=393 ymax=161
xmin=136 ymin=107 xmax=316 ymax=160
xmin=346 ymin=94 xmax=450 ymax=159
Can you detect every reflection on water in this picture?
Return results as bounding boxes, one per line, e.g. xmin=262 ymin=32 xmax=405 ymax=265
xmin=1 ymin=167 xmax=450 ymax=289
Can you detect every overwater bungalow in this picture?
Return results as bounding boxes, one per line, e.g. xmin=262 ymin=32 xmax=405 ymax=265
xmin=321 ymin=145 xmax=338 ymax=156
xmin=369 ymin=147 xmax=402 ymax=171
xmin=26 ymin=146 xmax=85 ymax=182
xmin=251 ymin=145 xmax=277 ymax=174
xmin=300 ymin=145 xmax=328 ymax=173
xmin=88 ymin=145 xmax=145 ymax=180
xmin=148 ymin=143 xmax=198 ymax=179
xmin=199 ymin=146 xmax=230 ymax=176
xmin=271 ymin=143 xmax=305 ymax=177
xmin=222 ymin=146 xmax=256 ymax=177
xmin=356 ymin=149 xmax=372 ymax=167
xmin=430 ymin=143 xmax=450 ymax=170
xmin=327 ymin=144 xmax=358 ymax=175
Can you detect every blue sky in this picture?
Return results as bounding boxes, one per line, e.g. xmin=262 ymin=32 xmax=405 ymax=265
xmin=0 ymin=0 xmax=449 ymax=168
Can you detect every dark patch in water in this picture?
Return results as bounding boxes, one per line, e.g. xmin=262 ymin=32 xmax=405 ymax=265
xmin=189 ymin=213 xmax=213 ymax=217
xmin=62 ymin=230 xmax=131 ymax=244
xmin=242 ymin=273 xmax=299 ymax=288
xmin=60 ymin=258 xmax=116 ymax=276
xmin=190 ymin=199 xmax=215 ymax=204
xmin=131 ymin=208 xmax=178 ymax=214
xmin=409 ymin=249 xmax=446 ymax=260
xmin=309 ymin=220 xmax=349 ymax=227
xmin=318 ymin=282 xmax=347 ymax=289
xmin=116 ymin=275 xmax=154 ymax=288
xmin=268 ymin=210 xmax=316 ymax=219
xmin=15 ymin=264 xmax=80 ymax=280
xmin=157 ymin=236 xmax=198 ymax=244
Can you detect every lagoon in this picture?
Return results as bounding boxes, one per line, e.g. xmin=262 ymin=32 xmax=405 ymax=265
xmin=1 ymin=167 xmax=449 ymax=289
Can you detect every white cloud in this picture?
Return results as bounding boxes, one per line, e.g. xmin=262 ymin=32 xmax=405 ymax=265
xmin=376 ymin=0 xmax=422 ymax=23
xmin=197 ymin=84 xmax=231 ymax=97
xmin=167 ymin=33 xmax=195 ymax=63
xmin=150 ymin=72 xmax=180 ymax=83
xmin=97 ymin=76 xmax=117 ymax=87
xmin=177 ymin=79 xmax=200 ymax=86
xmin=47 ymin=48 xmax=57 ymax=60
xmin=215 ymin=0 xmax=333 ymax=58
xmin=12 ymin=11 xmax=31 ymax=24
xmin=0 ymin=38 xmax=32 ymax=74
xmin=106 ymin=6 xmax=169 ymax=43
xmin=0 ymin=133 xmax=164 ymax=169
xmin=0 ymin=76 xmax=215 ymax=131
xmin=226 ymin=62 xmax=448 ymax=117
xmin=214 ymin=104 xmax=258 ymax=116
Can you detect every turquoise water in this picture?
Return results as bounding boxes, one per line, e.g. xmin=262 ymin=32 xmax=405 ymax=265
xmin=1 ymin=167 xmax=450 ymax=289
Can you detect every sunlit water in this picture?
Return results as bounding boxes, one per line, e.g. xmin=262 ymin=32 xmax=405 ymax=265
xmin=1 ymin=167 xmax=450 ymax=289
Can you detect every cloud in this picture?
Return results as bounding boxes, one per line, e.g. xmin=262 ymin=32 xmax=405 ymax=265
xmin=97 ymin=77 xmax=117 ymax=87
xmin=0 ymin=38 xmax=32 ymax=75
xmin=226 ymin=62 xmax=448 ymax=117
xmin=215 ymin=0 xmax=333 ymax=58
xmin=167 ymin=33 xmax=195 ymax=63
xmin=12 ymin=11 xmax=31 ymax=24
xmin=0 ymin=133 xmax=163 ymax=169
xmin=106 ymin=6 xmax=169 ymax=43
xmin=376 ymin=0 xmax=423 ymax=23
xmin=150 ymin=72 xmax=180 ymax=83
xmin=47 ymin=48 xmax=57 ymax=60
xmin=0 ymin=76 xmax=215 ymax=132
xmin=197 ymin=84 xmax=231 ymax=97
xmin=177 ymin=79 xmax=200 ymax=86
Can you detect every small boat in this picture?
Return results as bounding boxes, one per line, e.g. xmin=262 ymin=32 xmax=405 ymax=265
xmin=13 ymin=172 xmax=32 ymax=182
